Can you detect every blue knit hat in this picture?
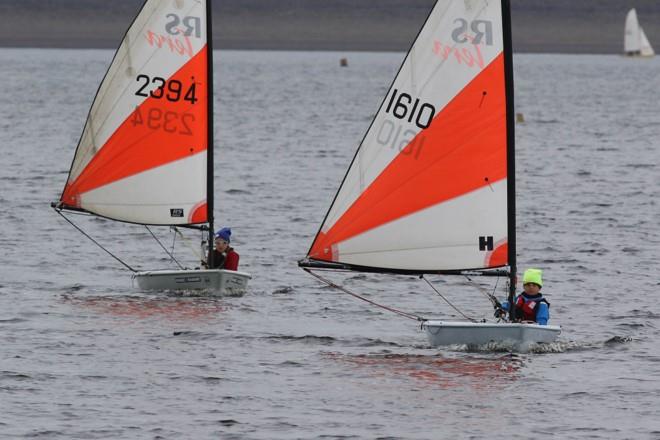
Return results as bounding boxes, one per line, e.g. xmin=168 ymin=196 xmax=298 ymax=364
xmin=215 ymin=227 xmax=231 ymax=243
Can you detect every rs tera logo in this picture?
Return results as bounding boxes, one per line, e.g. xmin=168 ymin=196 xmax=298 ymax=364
xmin=432 ymin=18 xmax=494 ymax=69
xmin=165 ymin=14 xmax=201 ymax=38
xmin=451 ymin=19 xmax=493 ymax=45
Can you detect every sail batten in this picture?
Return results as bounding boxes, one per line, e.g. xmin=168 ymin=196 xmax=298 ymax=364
xmin=304 ymin=0 xmax=513 ymax=274
xmin=59 ymin=0 xmax=211 ymax=226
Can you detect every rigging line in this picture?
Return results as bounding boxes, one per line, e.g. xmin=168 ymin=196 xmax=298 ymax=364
xmin=145 ymin=225 xmax=185 ymax=270
xmin=304 ymin=269 xmax=425 ymax=322
xmin=55 ymin=209 xmax=95 ymax=217
xmin=54 ymin=209 xmax=137 ymax=273
xmin=464 ymin=274 xmax=502 ymax=309
xmin=170 ymin=227 xmax=177 ymax=256
xmin=491 ymin=275 xmax=500 ymax=298
xmin=421 ymin=275 xmax=477 ymax=323
xmin=172 ymin=226 xmax=203 ymax=261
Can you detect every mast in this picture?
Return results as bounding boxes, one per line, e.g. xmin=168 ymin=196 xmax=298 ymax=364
xmin=206 ymin=0 xmax=215 ymax=267
xmin=503 ymin=0 xmax=517 ymax=311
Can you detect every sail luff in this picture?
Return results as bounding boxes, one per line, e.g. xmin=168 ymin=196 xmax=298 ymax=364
xmin=503 ymin=0 xmax=516 ymax=305
xmin=206 ymin=0 xmax=215 ymax=267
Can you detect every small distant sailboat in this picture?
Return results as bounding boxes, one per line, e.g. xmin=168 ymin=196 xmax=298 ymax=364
xmin=624 ymin=8 xmax=655 ymax=57
xmin=52 ymin=0 xmax=250 ymax=295
xmin=299 ymin=0 xmax=560 ymax=349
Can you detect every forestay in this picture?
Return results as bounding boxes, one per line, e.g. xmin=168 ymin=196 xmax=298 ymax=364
xmin=58 ymin=0 xmax=210 ymax=225
xmin=304 ymin=0 xmax=514 ymax=274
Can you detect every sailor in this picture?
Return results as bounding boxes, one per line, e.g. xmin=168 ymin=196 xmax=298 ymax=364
xmin=497 ymin=268 xmax=550 ymax=325
xmin=204 ymin=227 xmax=240 ymax=271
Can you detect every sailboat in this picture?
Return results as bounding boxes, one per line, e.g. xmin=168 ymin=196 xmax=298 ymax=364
xmin=52 ymin=0 xmax=251 ymax=295
xmin=624 ymin=8 xmax=655 ymax=57
xmin=299 ymin=0 xmax=560 ymax=348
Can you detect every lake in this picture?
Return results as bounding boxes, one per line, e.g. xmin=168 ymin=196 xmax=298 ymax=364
xmin=0 ymin=48 xmax=659 ymax=439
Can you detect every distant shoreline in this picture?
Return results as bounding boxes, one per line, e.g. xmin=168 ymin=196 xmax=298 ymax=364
xmin=0 ymin=42 xmax=639 ymax=55
xmin=1 ymin=0 xmax=658 ymax=54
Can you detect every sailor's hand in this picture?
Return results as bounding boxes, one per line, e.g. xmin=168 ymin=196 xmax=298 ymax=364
xmin=201 ymin=260 xmax=208 ymax=268
xmin=494 ymin=307 xmax=506 ymax=319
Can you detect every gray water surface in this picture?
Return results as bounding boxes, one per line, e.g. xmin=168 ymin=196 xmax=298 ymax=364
xmin=0 ymin=49 xmax=659 ymax=439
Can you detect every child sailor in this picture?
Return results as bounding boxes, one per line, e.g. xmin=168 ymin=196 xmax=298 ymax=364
xmin=497 ymin=268 xmax=550 ymax=325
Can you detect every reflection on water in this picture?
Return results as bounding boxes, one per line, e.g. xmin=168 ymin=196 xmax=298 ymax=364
xmin=325 ymin=351 xmax=523 ymax=389
xmin=60 ymin=293 xmax=228 ymax=322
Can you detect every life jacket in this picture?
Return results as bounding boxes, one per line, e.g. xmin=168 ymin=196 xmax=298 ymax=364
xmin=513 ymin=294 xmax=550 ymax=322
xmin=211 ymin=247 xmax=239 ymax=271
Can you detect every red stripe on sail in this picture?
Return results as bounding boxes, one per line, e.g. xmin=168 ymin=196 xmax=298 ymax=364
xmin=485 ymin=241 xmax=508 ymax=267
xmin=310 ymin=54 xmax=507 ymax=262
xmin=189 ymin=201 xmax=207 ymax=223
xmin=61 ymin=46 xmax=208 ymax=213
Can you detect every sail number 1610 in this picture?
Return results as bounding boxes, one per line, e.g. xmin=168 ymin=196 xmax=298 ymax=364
xmin=385 ymin=89 xmax=435 ymax=129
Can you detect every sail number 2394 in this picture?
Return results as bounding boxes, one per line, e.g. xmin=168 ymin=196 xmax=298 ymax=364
xmin=385 ymin=89 xmax=436 ymax=129
xmin=135 ymin=74 xmax=198 ymax=104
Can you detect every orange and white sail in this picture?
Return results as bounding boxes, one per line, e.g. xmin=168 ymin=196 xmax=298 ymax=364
xmin=59 ymin=0 xmax=210 ymax=225
xmin=304 ymin=0 xmax=514 ymax=273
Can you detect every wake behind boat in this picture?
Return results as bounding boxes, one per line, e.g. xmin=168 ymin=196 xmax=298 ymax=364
xmin=299 ymin=0 xmax=560 ymax=349
xmin=52 ymin=0 xmax=250 ymax=296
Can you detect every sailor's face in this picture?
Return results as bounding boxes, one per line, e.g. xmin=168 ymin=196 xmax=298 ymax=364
xmin=215 ymin=239 xmax=228 ymax=252
xmin=523 ymin=283 xmax=541 ymax=295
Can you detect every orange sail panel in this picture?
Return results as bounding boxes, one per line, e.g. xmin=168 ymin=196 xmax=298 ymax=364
xmin=309 ymin=55 xmax=506 ymax=261
xmin=62 ymin=47 xmax=208 ymax=212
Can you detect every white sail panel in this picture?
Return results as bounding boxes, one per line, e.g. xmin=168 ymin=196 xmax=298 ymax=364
xmin=307 ymin=0 xmax=510 ymax=272
xmin=640 ymin=27 xmax=655 ymax=57
xmin=624 ymin=8 xmax=654 ymax=56
xmin=624 ymin=9 xmax=641 ymax=54
xmin=321 ymin=0 xmax=504 ymax=235
xmin=61 ymin=0 xmax=209 ymax=225
xmin=79 ymin=152 xmax=207 ymax=225
xmin=332 ymin=181 xmax=508 ymax=271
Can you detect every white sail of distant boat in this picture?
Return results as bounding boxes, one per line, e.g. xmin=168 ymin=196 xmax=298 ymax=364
xmin=52 ymin=0 xmax=251 ymax=295
xmin=299 ymin=0 xmax=560 ymax=349
xmin=624 ymin=8 xmax=655 ymax=57
xmin=639 ymin=27 xmax=655 ymax=57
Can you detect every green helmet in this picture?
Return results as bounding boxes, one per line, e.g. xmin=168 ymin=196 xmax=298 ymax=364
xmin=522 ymin=268 xmax=543 ymax=287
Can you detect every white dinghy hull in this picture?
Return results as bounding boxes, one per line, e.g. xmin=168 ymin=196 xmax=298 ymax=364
xmin=423 ymin=320 xmax=561 ymax=348
xmin=133 ymin=269 xmax=250 ymax=296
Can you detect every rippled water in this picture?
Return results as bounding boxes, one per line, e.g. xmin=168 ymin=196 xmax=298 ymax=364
xmin=0 ymin=49 xmax=659 ymax=439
